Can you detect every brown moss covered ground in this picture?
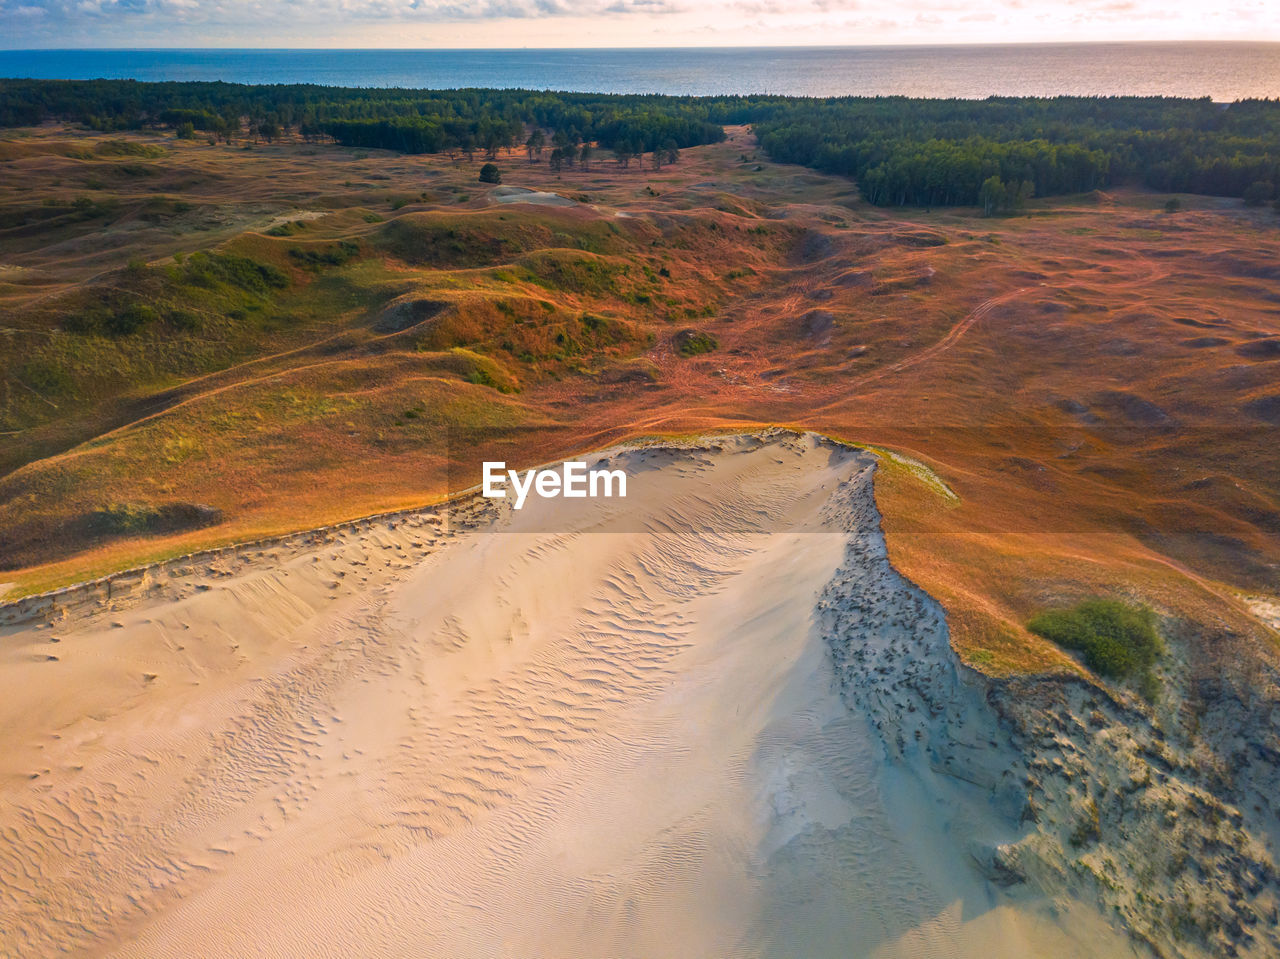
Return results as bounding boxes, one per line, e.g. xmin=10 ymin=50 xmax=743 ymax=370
xmin=1 ymin=124 xmax=1277 ymax=675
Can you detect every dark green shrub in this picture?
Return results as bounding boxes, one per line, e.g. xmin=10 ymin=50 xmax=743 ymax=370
xmin=167 ymin=308 xmax=201 ymax=330
xmin=674 ymin=329 xmax=718 ymax=357
xmin=1028 ymin=599 xmax=1163 ymax=693
xmin=86 ymin=503 xmax=158 ymax=536
xmin=1243 ymin=181 xmax=1273 ymax=207
xmin=95 ymin=140 xmax=165 ymax=159
xmin=288 ymin=240 xmax=359 ymax=270
xmin=106 ymin=303 xmax=157 ymax=335
xmin=265 ymin=220 xmax=305 ymax=237
xmin=20 ymin=360 xmax=73 ymax=396
xmin=182 ymin=252 xmax=287 ymax=293
xmin=84 ymin=502 xmax=222 ymax=538
xmin=479 ymin=163 xmax=501 ymax=184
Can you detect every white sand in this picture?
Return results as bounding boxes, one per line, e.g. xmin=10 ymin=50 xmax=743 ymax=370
xmin=490 ymin=185 xmax=581 ymax=207
xmin=264 ymin=210 xmax=330 ymax=228
xmin=1244 ymin=594 xmax=1280 ymax=632
xmin=0 ymin=432 xmax=1131 ymax=957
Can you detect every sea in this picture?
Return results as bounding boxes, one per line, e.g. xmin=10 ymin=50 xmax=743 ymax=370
xmin=1 ymin=44 xmax=1279 ymax=101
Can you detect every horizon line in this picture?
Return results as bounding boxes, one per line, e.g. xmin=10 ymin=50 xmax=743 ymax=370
xmin=4 ymin=39 xmax=1280 ymax=53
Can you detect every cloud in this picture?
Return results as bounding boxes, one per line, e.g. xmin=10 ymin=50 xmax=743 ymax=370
xmin=3 ymin=0 xmax=683 ymax=21
xmin=603 ymin=0 xmax=682 ymax=14
xmin=1 ymin=0 xmax=1273 ymax=46
xmin=731 ymin=0 xmax=864 ymax=12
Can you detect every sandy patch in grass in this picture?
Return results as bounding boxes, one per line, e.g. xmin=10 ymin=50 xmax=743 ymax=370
xmin=490 ymin=185 xmax=581 ymax=207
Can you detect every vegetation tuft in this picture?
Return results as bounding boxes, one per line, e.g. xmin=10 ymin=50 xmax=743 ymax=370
xmin=288 ymin=240 xmax=360 ymax=270
xmin=179 ymin=250 xmax=288 ymax=294
xmin=1028 ymin=599 xmax=1163 ymax=698
xmin=84 ymin=502 xmax=222 ymax=538
xmin=265 ymin=220 xmax=308 ymax=237
xmin=84 ymin=139 xmax=166 ymax=159
xmin=674 ymin=329 xmax=718 ymax=357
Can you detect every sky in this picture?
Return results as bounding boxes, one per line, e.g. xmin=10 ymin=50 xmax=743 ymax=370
xmin=0 ymin=0 xmax=1277 ymax=49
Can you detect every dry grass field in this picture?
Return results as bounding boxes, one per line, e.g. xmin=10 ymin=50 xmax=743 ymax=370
xmin=2 ymin=122 xmax=1277 ymax=674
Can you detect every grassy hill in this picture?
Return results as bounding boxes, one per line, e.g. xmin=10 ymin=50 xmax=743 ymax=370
xmin=1 ymin=123 xmax=1277 ymax=681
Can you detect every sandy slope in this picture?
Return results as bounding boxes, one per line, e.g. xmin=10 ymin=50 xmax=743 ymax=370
xmin=0 ymin=432 xmax=1131 ymax=957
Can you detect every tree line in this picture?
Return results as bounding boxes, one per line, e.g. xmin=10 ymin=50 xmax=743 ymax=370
xmin=739 ymin=96 xmax=1279 ymax=208
xmin=0 ymin=79 xmax=725 ymax=157
xmin=1 ymin=79 xmax=1276 ymax=207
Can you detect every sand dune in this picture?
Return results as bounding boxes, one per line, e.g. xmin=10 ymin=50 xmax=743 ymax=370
xmin=0 ymin=432 xmax=1131 ymax=957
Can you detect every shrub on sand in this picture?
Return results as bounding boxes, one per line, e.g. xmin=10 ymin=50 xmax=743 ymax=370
xmin=1029 ymin=599 xmax=1163 ymax=697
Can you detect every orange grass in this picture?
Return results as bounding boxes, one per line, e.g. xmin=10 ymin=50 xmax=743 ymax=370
xmin=2 ymin=125 xmax=1277 ymax=671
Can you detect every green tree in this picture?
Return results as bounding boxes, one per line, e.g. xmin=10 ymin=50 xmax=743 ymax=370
xmin=1243 ymin=181 xmax=1274 ymax=207
xmin=525 ymin=129 xmax=544 ymax=163
xmin=478 ymin=162 xmax=501 ymax=184
xmin=979 ymin=176 xmax=1006 ymax=216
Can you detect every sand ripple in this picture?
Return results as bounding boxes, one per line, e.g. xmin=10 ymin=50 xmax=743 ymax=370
xmin=0 ymin=432 xmax=1129 ymax=957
